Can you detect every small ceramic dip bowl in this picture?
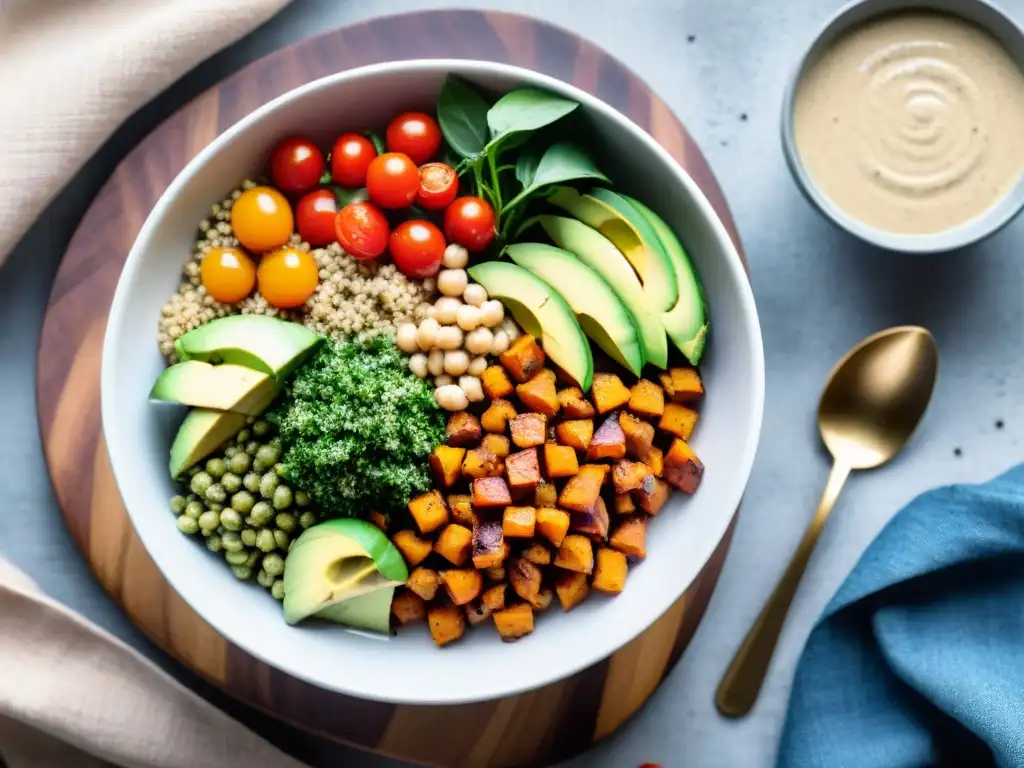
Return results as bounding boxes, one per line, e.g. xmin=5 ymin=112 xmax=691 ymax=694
xmin=781 ymin=0 xmax=1024 ymax=253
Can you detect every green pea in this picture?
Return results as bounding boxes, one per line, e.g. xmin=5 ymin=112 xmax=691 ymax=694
xmin=299 ymin=511 xmax=318 ymax=529
xmin=221 ymin=532 xmax=244 ymax=553
xmin=245 ymin=550 xmax=261 ymax=568
xmin=224 ymin=445 xmax=240 ymax=459
xmin=245 ymin=440 xmax=261 ymax=456
xmin=294 ymin=490 xmax=311 ymax=508
xmin=269 ymin=436 xmax=282 ymax=449
xmin=244 ymin=515 xmax=256 ymax=527
xmin=220 ymin=509 xmax=243 ymax=531
xmin=243 ymin=472 xmax=261 ymax=493
xmin=256 ymin=529 xmax=277 ymax=553
xmin=259 ymin=472 xmax=279 ymax=499
xmin=221 ymin=472 xmax=242 ymax=493
xmin=198 ymin=510 xmax=220 ymax=532
xmin=231 ymin=490 xmax=255 ymax=514
xmin=235 ymin=428 xmax=252 ymax=444
xmin=184 ymin=501 xmax=205 ymax=520
xmin=186 ymin=466 xmax=201 ymax=478
xmin=273 ymin=530 xmax=290 ymax=550
xmin=274 ymin=462 xmax=288 ymax=478
xmin=176 ymin=515 xmax=199 ymax=535
xmin=170 ymin=495 xmax=188 ymax=514
xmin=240 ymin=528 xmax=257 ymax=547
xmin=189 ymin=472 xmax=213 ymax=496
xmin=263 ymin=553 xmax=285 ymax=576
xmin=252 ymin=419 xmax=271 ymax=437
xmin=225 ymin=549 xmax=249 ymax=566
xmin=205 ymin=457 xmax=227 ymax=479
xmin=271 ymin=580 xmax=285 ymax=601
xmin=254 ymin=444 xmax=277 ymax=466
xmin=208 ymin=502 xmax=224 ymax=513
xmin=205 ymin=484 xmax=227 ymax=504
xmin=205 ymin=534 xmax=223 ymax=553
xmin=275 ymin=512 xmax=297 ymax=533
xmin=229 ymin=452 xmax=251 ymax=475
xmin=257 ymin=569 xmax=275 ymax=588
xmin=272 ymin=485 xmax=293 ymax=510
xmin=230 ymin=564 xmax=253 ymax=580
xmin=250 ymin=501 xmax=274 ymax=527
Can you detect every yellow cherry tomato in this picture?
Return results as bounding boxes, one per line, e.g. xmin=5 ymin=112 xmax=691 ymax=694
xmin=200 ymin=247 xmax=256 ymax=304
xmin=231 ymin=186 xmax=294 ymax=253
xmin=257 ymin=247 xmax=319 ymax=309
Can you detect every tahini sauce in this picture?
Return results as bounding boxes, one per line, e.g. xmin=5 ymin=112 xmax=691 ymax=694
xmin=793 ymin=11 xmax=1024 ymax=235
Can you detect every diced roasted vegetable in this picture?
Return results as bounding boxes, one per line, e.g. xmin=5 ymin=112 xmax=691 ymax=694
xmin=516 ymin=373 xmax=560 ymax=416
xmin=462 ymin=448 xmax=503 ymax=479
xmin=659 ymin=403 xmax=700 ymax=441
xmin=391 ymin=589 xmax=426 ymax=624
xmin=628 ymin=378 xmax=665 ymax=418
xmin=482 ymin=582 xmax=507 ymax=611
xmin=558 ymin=464 xmax=607 ymax=512
xmin=592 ymin=548 xmax=628 ymax=594
xmin=634 ymin=477 xmax=671 ymax=515
xmin=434 ymin=523 xmax=474 ymax=565
xmin=505 ymin=447 xmax=542 ymax=490
xmin=502 ymin=506 xmax=537 ymax=538
xmin=428 ymin=603 xmax=465 ymax=647
xmin=481 ymin=433 xmax=511 ymax=458
xmin=591 ymin=372 xmax=632 ymax=414
xmin=557 ymin=387 xmax=596 ymax=418
xmin=472 ymin=517 xmax=506 ymax=568
xmin=530 ymin=585 xmax=555 ymax=611
xmin=441 ymin=569 xmax=484 ymax=606
xmin=369 ymin=511 xmax=389 ymax=532
xmin=555 ymin=419 xmax=594 ymax=450
xmin=493 ymin=602 xmax=535 ymax=642
xmin=484 ymin=565 xmax=506 ymax=582
xmin=392 ymin=530 xmax=433 ymax=566
xmin=447 ymin=411 xmax=483 ymax=447
xmin=587 ymin=412 xmax=627 ymax=461
xmin=571 ymin=496 xmax=609 ymax=541
xmin=407 ymin=567 xmax=442 ymax=601
xmin=619 ymin=412 xmax=655 ymax=460
xmin=534 ymin=481 xmax=557 ymax=507
xmin=533 ymin=368 xmax=557 ymax=385
xmin=481 ymin=398 xmax=517 ymax=434
xmin=429 ymin=445 xmax=466 ymax=488
xmin=465 ymin=601 xmax=493 ymax=626
xmin=553 ymin=534 xmax=595 ymax=574
xmin=609 ymin=515 xmax=647 ymax=558
xmin=521 ymin=541 xmax=552 ymax=566
xmin=447 ymin=494 xmax=477 ymax=527
xmin=481 ymin=365 xmax=515 ymax=399
xmin=612 ymin=459 xmax=655 ymax=495
xmin=408 ymin=490 xmax=449 ymax=535
xmin=536 ymin=506 xmax=571 ymax=548
xmin=664 ymin=439 xmax=704 ymax=494
xmin=472 ymin=476 xmax=512 ymax=507
xmin=500 ymin=334 xmax=546 ymax=383
xmin=613 ymin=493 xmax=637 ymax=515
xmin=508 ymin=557 xmax=543 ymax=602
xmin=543 ymin=443 xmax=579 ymax=478
xmin=510 ymin=413 xmax=547 ymax=448
xmin=555 ymin=570 xmax=589 ymax=611
xmin=660 ymin=367 xmax=704 ymax=403
xmin=646 ymin=446 xmax=664 ymax=477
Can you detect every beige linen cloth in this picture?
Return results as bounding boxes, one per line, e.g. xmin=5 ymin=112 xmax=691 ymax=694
xmin=1 ymin=0 xmax=318 ymax=766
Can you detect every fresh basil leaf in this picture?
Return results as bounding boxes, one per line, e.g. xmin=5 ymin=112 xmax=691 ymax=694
xmin=364 ymin=131 xmax=386 ymax=155
xmin=333 ymin=186 xmax=369 ymax=208
xmin=437 ymin=75 xmax=490 ymax=159
xmin=514 ymin=140 xmax=546 ymax=188
xmin=502 ymin=142 xmax=608 ymax=212
xmin=486 ymin=88 xmax=579 ymax=142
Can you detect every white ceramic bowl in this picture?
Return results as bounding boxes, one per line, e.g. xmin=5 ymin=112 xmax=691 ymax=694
xmin=102 ymin=59 xmax=764 ymax=705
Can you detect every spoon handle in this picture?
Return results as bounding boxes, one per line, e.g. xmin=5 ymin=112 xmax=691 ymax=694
xmin=715 ymin=460 xmax=851 ymax=717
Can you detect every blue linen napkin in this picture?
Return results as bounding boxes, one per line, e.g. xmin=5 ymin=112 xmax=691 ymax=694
xmin=776 ymin=463 xmax=1024 ymax=768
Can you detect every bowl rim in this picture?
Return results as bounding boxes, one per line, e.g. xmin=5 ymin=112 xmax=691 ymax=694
xmin=101 ymin=57 xmax=765 ymax=704
xmin=779 ymin=0 xmax=1024 ymax=254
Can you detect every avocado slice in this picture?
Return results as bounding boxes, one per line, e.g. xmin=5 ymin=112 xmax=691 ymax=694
xmin=282 ymin=519 xmax=409 ymax=629
xmin=169 ymin=408 xmax=248 ymax=479
xmin=468 ymin=261 xmax=594 ymax=390
xmin=504 ymin=243 xmax=645 ymax=376
xmin=174 ymin=315 xmax=322 ymax=378
xmin=547 ymin=186 xmax=678 ymax=313
xmin=530 ymin=215 xmax=668 ymax=369
xmin=624 ymin=196 xmax=709 ymax=365
xmin=150 ymin=360 xmax=279 ymax=416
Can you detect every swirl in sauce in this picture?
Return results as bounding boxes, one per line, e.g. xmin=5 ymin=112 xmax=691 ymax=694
xmin=793 ymin=12 xmax=1024 ymax=235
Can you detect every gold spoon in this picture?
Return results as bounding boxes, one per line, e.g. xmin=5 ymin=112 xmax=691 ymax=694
xmin=716 ymin=325 xmax=939 ymax=718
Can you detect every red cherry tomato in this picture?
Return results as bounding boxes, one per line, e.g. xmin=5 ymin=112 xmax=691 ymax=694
xmin=268 ymin=136 xmax=325 ymax=195
xmin=444 ymin=196 xmax=496 ymax=252
xmin=390 ymin=220 xmax=445 ymax=278
xmin=334 ymin=201 xmax=390 ymax=260
xmin=417 ymin=162 xmax=459 ymax=210
xmin=295 ymin=189 xmax=339 ymax=247
xmin=365 ymin=152 xmax=420 ymax=209
xmin=385 ymin=112 xmax=442 ymax=165
xmin=330 ymin=133 xmax=378 ymax=189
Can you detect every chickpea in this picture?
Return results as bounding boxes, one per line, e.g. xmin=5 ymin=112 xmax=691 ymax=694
xmin=463 ymin=283 xmax=488 ymax=307
xmin=422 ymin=278 xmax=437 ymax=294
xmin=465 ymin=327 xmax=494 ymax=355
xmin=408 ymin=353 xmax=428 ymax=378
xmin=427 ymin=348 xmax=445 ymax=377
xmin=501 ymin=318 xmax=520 ymax=341
xmin=396 ymin=323 xmax=419 ymax=353
xmin=434 ymin=296 xmax=462 ymax=325
xmin=435 ymin=384 xmax=469 ymax=411
xmin=467 ymin=356 xmax=488 ymax=376
xmin=456 ymin=304 xmax=481 ymax=331
xmin=434 ymin=374 xmax=455 ymax=387
xmin=438 ymin=269 xmax=468 ymax=297
xmin=442 ymin=243 xmax=469 ymax=269
xmin=459 ymin=375 xmax=485 ymax=402
xmin=417 ymin=317 xmax=439 ymax=351
xmin=444 ymin=350 xmax=470 ymax=376
xmin=479 ymin=299 xmax=504 ymax=328
xmin=435 ymin=325 xmax=464 ymax=351
xmin=490 ymin=330 xmax=510 ymax=356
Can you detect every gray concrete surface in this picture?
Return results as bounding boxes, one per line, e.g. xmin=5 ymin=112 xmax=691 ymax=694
xmin=3 ymin=0 xmax=1023 ymax=765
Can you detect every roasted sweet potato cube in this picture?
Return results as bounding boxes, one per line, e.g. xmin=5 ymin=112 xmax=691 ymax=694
xmin=427 ymin=603 xmax=465 ymax=647
xmin=557 ymin=387 xmax=596 ymax=418
xmin=553 ymin=534 xmax=594 ymax=574
xmin=500 ymin=334 xmax=546 ymax=382
xmin=465 ymin=601 xmax=493 ymax=626
xmin=628 ymin=378 xmax=665 ymax=418
xmin=571 ymin=496 xmax=609 ymax=541
xmin=610 ymin=515 xmax=647 ymax=558
xmin=392 ymin=530 xmax=433 ymax=566
xmin=517 ymin=374 xmax=560 ymax=417
xmin=613 ymin=493 xmax=637 ymax=515
xmin=441 ymin=569 xmax=484 ymax=606
xmin=408 ymin=490 xmax=448 ymax=534
xmin=434 ymin=523 xmax=474 ymax=566
xmin=481 ymin=398 xmax=517 ymax=434
xmin=536 ymin=507 xmax=571 ymax=547
xmin=558 ymin=464 xmax=607 ymax=512
xmin=543 ymin=443 xmax=579 ymax=479
xmin=472 ymin=518 xmax=506 ymax=568
xmin=391 ymin=589 xmax=426 ymax=624
xmin=521 ymin=542 xmax=552 ymax=566
xmin=587 ymin=412 xmax=627 ymax=461
xmin=556 ymin=419 xmax=594 ymax=450
xmin=462 ymin=448 xmax=503 ymax=479
xmin=407 ymin=567 xmax=442 ymax=601
xmin=472 ymin=477 xmax=512 ymax=508
xmin=484 ymin=565 xmax=506 ymax=582
xmin=591 ymin=372 xmax=632 ymax=414
xmin=530 ymin=585 xmax=555 ymax=611
xmin=481 ymin=434 xmax=511 ymax=459
xmin=533 ymin=368 xmax=557 ymax=385
xmin=613 ymin=459 xmax=656 ymax=495
xmin=619 ymin=412 xmax=655 ymax=460
xmin=659 ymin=403 xmax=700 ymax=441
xmin=447 ymin=411 xmax=482 ymax=447
xmin=660 ymin=367 xmax=704 ymax=403
xmin=646 ymin=446 xmax=664 ymax=477
xmin=534 ymin=481 xmax=558 ymax=507
xmin=508 ymin=557 xmax=543 ymax=602
xmin=555 ymin=570 xmax=589 ymax=611
xmin=369 ymin=511 xmax=389 ymax=532
xmin=481 ymin=365 xmax=515 ymax=399
xmin=634 ymin=477 xmax=671 ymax=515
xmin=592 ymin=548 xmax=628 ymax=594
xmin=429 ymin=445 xmax=466 ymax=488
xmin=482 ymin=582 xmax=506 ymax=611
xmin=510 ymin=413 xmax=547 ymax=448
xmin=502 ymin=506 xmax=537 ymax=538
xmin=505 ymin=447 xmax=541 ymax=490
xmin=447 ymin=494 xmax=477 ymax=527
xmin=493 ymin=602 xmax=535 ymax=642
xmin=664 ymin=439 xmax=704 ymax=494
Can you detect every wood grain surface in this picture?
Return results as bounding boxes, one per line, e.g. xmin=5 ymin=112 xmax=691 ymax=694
xmin=36 ymin=10 xmax=745 ymax=768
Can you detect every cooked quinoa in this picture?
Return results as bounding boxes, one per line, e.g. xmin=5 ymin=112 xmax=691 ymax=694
xmin=158 ymin=181 xmax=437 ymax=361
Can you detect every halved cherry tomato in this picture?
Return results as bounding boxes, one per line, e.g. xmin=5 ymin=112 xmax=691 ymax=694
xmin=390 ymin=219 xmax=445 ymax=279
xmin=257 ymin=247 xmax=319 ymax=309
xmin=231 ymin=186 xmax=294 ymax=253
xmin=200 ymin=247 xmax=256 ymax=304
xmin=366 ymin=152 xmax=420 ymax=209
xmin=385 ymin=112 xmax=442 ymax=165
xmin=335 ymin=201 xmax=390 ymax=260
xmin=331 ymin=133 xmax=377 ymax=188
xmin=417 ymin=162 xmax=458 ymax=210
xmin=296 ymin=189 xmax=338 ymax=247
xmin=444 ymin=196 xmax=495 ymax=252
xmin=268 ymin=136 xmax=325 ymax=195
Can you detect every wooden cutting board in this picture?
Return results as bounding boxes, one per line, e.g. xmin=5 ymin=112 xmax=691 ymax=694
xmin=36 ymin=10 xmax=746 ymax=768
